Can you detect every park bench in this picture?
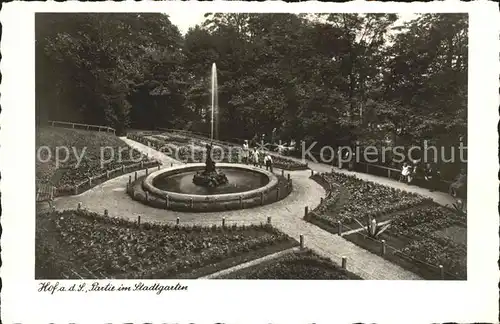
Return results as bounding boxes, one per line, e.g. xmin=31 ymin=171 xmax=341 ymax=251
xmin=36 ymin=182 xmax=55 ymax=209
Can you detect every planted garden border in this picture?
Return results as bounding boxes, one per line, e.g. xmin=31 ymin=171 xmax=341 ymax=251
xmin=305 ymin=172 xmax=432 ymax=234
xmin=36 ymin=209 xmax=299 ymax=280
xmin=341 ymin=205 xmax=466 ymax=280
xmin=217 ymin=248 xmax=362 ymax=280
xmin=126 ymin=132 xmax=309 ymax=171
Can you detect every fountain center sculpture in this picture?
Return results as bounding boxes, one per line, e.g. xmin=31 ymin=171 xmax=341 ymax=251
xmin=192 ymin=143 xmax=229 ymax=188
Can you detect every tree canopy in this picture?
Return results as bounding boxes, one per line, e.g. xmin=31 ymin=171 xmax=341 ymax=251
xmin=36 ymin=12 xmax=467 ymax=147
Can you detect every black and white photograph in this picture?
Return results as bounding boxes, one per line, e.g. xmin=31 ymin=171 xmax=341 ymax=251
xmin=34 ymin=11 xmax=469 ymax=281
xmin=1 ymin=1 xmax=498 ymax=323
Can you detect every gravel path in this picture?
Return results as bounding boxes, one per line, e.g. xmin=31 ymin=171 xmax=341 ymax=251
xmin=52 ymin=137 xmax=454 ymax=280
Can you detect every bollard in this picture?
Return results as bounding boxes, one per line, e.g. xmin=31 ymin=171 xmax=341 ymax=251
xmin=338 ymin=221 xmax=342 ymax=235
xmin=222 ymin=217 xmax=226 ymax=227
xmin=267 ymin=216 xmax=271 ymax=224
xmin=176 ymin=217 xmax=180 ymax=225
xmin=165 ymin=195 xmax=170 ymax=208
xmin=276 ymin=187 xmax=280 ymax=200
xmin=77 ymin=202 xmax=82 ymax=210
xmin=287 ymin=173 xmax=290 ymax=181
xmin=439 ymin=265 xmax=444 ymax=280
xmin=89 ymin=177 xmax=92 ymax=186
xmin=146 ymin=168 xmax=149 ymax=175
xmin=137 ymin=215 xmax=141 ymax=226
xmin=74 ymin=186 xmax=78 ymax=195
xmin=122 ymin=165 xmax=125 ymax=173
xmin=171 ymin=162 xmax=173 ymax=167
xmin=141 ymin=161 xmax=144 ymax=168
xmin=158 ymin=164 xmax=161 ymax=170
xmin=311 ymin=169 xmax=314 ymax=176
xmin=304 ymin=206 xmax=309 ymax=218
xmin=145 ymin=191 xmax=149 ymax=201
xmin=299 ymin=234 xmax=304 ymax=249
xmin=106 ymin=170 xmax=110 ymax=179
xmin=190 ymin=198 xmax=194 ymax=209
xmin=239 ymin=196 xmax=243 ymax=208
xmin=134 ymin=171 xmax=138 ymax=181
xmin=260 ymin=192 xmax=264 ymax=205
xmin=381 ymin=239 xmax=386 ymax=255
xmin=281 ymin=169 xmax=284 ymax=177
xmin=341 ymin=257 xmax=347 ymax=269
xmin=104 ymin=209 xmax=108 ymax=216
xmin=129 ymin=175 xmax=132 ymax=184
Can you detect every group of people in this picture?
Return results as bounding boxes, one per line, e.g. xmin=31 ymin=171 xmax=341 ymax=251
xmin=400 ymin=161 xmax=439 ymax=192
xmin=242 ymin=140 xmax=274 ymax=172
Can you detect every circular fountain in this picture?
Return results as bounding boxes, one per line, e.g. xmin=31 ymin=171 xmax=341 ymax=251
xmin=127 ymin=63 xmax=293 ymax=212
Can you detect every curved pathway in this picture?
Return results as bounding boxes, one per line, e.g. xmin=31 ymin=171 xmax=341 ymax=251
xmin=53 ymin=137 xmax=424 ymax=280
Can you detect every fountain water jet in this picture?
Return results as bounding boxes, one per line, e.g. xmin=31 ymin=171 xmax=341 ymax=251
xmin=192 ymin=63 xmax=228 ymax=188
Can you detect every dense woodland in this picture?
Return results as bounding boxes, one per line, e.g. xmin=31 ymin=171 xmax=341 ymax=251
xmin=36 ymin=13 xmax=467 ymax=151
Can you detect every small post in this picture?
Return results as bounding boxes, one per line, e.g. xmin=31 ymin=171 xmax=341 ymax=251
xmin=134 ymin=171 xmax=138 ymax=181
xmin=77 ymin=202 xmax=82 ymax=210
xmin=158 ymin=164 xmax=161 ymax=170
xmin=299 ymin=234 xmax=304 ymax=249
xmin=239 ymin=196 xmax=243 ymax=208
xmin=176 ymin=217 xmax=180 ymax=225
xmin=281 ymin=169 xmax=284 ymax=177
xmin=141 ymin=161 xmax=144 ymax=168
xmin=260 ymin=192 xmax=264 ymax=205
xmin=304 ymin=206 xmax=308 ymax=218
xmin=267 ymin=216 xmax=271 ymax=224
xmin=137 ymin=215 xmax=141 ymax=226
xmin=311 ymin=169 xmax=314 ymax=176
xmin=276 ymin=187 xmax=280 ymax=200
xmin=74 ymin=186 xmax=78 ymax=195
xmin=165 ymin=195 xmax=170 ymax=208
xmin=366 ymin=164 xmax=369 ymax=173
xmin=338 ymin=221 xmax=342 ymax=235
xmin=190 ymin=198 xmax=194 ymax=208
xmin=222 ymin=217 xmax=226 ymax=227
xmin=122 ymin=165 xmax=125 ymax=173
xmin=287 ymin=173 xmax=290 ymax=181
xmin=104 ymin=209 xmax=108 ymax=216
xmin=381 ymin=239 xmax=386 ymax=256
xmin=89 ymin=177 xmax=92 ymax=187
xmin=129 ymin=175 xmax=132 ymax=184
xmin=106 ymin=170 xmax=110 ymax=179
xmin=388 ymin=169 xmax=391 ymax=178
xmin=171 ymin=162 xmax=173 ymax=167
xmin=439 ymin=265 xmax=444 ymax=280
xmin=145 ymin=191 xmax=149 ymax=201
xmin=341 ymin=256 xmax=347 ymax=269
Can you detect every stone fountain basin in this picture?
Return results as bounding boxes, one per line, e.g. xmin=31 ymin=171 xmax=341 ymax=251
xmin=142 ymin=163 xmax=279 ymax=203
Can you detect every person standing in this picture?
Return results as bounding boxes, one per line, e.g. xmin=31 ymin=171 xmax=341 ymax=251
xmin=242 ymin=140 xmax=249 ymax=164
xmin=424 ymin=163 xmax=439 ymax=192
xmin=264 ymin=153 xmax=273 ymax=173
xmin=253 ymin=149 xmax=260 ymax=167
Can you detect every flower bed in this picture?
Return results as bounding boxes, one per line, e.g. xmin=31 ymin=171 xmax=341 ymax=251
xmin=307 ymin=172 xmax=431 ymax=232
xmin=36 ymin=209 xmax=298 ymax=279
xmin=127 ymin=132 xmax=308 ymax=170
xmin=219 ymin=249 xmax=361 ymax=279
xmin=36 ymin=127 xmax=153 ymax=195
xmin=343 ymin=205 xmax=466 ymax=280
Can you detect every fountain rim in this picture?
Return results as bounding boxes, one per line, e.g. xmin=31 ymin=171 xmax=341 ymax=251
xmin=143 ymin=163 xmax=279 ymax=202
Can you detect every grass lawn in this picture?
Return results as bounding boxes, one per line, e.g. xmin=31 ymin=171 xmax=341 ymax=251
xmin=36 ymin=127 xmax=150 ymax=191
xmin=36 ymin=209 xmax=298 ymax=279
xmin=219 ymin=249 xmax=362 ymax=279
